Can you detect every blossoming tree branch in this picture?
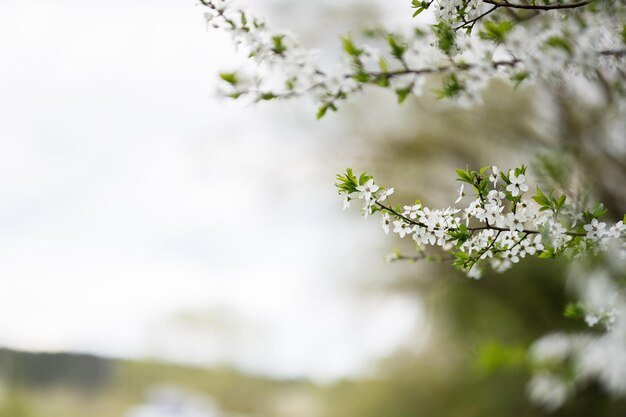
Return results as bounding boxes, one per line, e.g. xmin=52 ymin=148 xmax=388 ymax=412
xmin=200 ymin=0 xmax=625 ymax=115
xmin=336 ymin=166 xmax=626 ymax=279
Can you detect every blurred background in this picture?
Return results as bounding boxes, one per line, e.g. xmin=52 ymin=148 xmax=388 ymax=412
xmin=0 ymin=0 xmax=624 ymax=416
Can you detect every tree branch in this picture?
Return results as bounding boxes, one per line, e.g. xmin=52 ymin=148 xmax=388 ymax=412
xmin=365 ymin=59 xmax=520 ymax=80
xmin=390 ymin=253 xmax=456 ymax=263
xmin=455 ymin=5 xmax=499 ymax=31
xmin=482 ymin=0 xmax=591 ymax=11
xmin=375 ymin=201 xmax=587 ymax=237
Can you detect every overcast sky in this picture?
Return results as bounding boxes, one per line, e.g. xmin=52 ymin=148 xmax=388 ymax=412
xmin=0 ymin=0 xmax=423 ymax=380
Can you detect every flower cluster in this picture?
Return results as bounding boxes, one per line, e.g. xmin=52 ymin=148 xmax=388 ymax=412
xmin=201 ymin=0 xmax=626 ymax=115
xmin=200 ymin=0 xmax=360 ymax=117
xmin=336 ymin=166 xmax=626 ymax=278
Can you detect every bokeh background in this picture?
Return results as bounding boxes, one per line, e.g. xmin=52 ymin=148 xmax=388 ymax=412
xmin=0 ymin=1 xmax=624 ymax=416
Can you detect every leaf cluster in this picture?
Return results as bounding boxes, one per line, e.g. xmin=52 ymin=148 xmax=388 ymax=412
xmin=583 ymin=203 xmax=608 ymax=222
xmin=532 ymin=186 xmax=566 ymax=214
xmin=455 ymin=166 xmax=492 ymax=200
xmin=411 ymin=1 xmax=433 ymax=18
xmin=335 ymin=168 xmax=372 ymax=194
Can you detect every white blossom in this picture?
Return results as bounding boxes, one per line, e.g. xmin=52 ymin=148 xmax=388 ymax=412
xmin=340 ymin=192 xmax=351 ymax=210
xmin=403 ymin=204 xmax=422 ymax=220
xmin=381 ymin=212 xmax=391 ymax=234
xmin=393 ymin=220 xmax=413 ymax=238
xmin=506 ymin=171 xmax=529 ymax=197
xmin=356 ymin=179 xmax=379 ymax=202
xmin=584 ymin=218 xmax=607 ymax=240
xmin=467 ymin=266 xmax=482 ymax=280
xmin=489 ymin=166 xmax=500 ymax=185
xmin=377 ymin=187 xmax=395 ymax=202
xmin=455 ymin=184 xmax=465 ymax=204
xmin=527 ymin=373 xmax=570 ymax=411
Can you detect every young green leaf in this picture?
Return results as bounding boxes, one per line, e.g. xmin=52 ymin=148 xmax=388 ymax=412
xmin=271 ymin=35 xmax=287 ymax=55
xmin=478 ymin=21 xmax=514 ymax=44
xmin=219 ymin=72 xmax=239 ymax=85
xmin=396 ymin=88 xmax=411 ymax=103
xmin=341 ymin=36 xmax=363 ymax=57
xmin=387 ymin=35 xmax=407 ymax=60
xmin=564 ymin=302 xmax=586 ymax=319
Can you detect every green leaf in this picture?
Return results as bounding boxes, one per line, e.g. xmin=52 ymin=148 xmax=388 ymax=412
xmin=475 ymin=342 xmax=526 ymax=373
xmin=436 ymin=73 xmax=463 ymax=98
xmin=239 ymin=11 xmax=247 ymax=27
xmin=316 ymin=102 xmax=337 ymax=120
xmin=411 ymin=0 xmax=431 ymax=17
xmin=260 ymin=92 xmax=277 ymax=100
xmin=375 ymin=76 xmax=390 ymax=87
xmin=414 ymin=27 xmax=427 ymax=38
xmin=219 ymin=72 xmax=238 ymax=86
xmin=532 ymin=186 xmax=551 ymax=209
xmin=432 ymin=21 xmax=456 ymax=55
xmin=353 ymin=71 xmax=370 ymax=83
xmin=453 ymin=251 xmax=470 ymax=268
xmin=345 ymin=168 xmax=358 ymax=185
xmin=449 ymin=224 xmax=471 ymax=244
xmin=478 ymin=20 xmax=514 ymax=44
xmin=378 ymin=57 xmax=389 ymax=72
xmin=336 ymin=168 xmax=360 ymax=194
xmin=455 ymin=168 xmax=473 ymax=184
xmin=510 ymin=71 xmax=529 ymax=88
xmin=556 ymin=195 xmax=566 ymax=211
xmin=539 ymin=250 xmax=555 ymax=259
xmin=341 ymin=36 xmax=363 ymax=57
xmin=514 ymin=165 xmax=526 ymax=176
xmin=271 ymin=35 xmax=287 ymax=55
xmin=396 ymin=88 xmax=411 ymax=104
xmin=358 ymin=172 xmax=372 ymax=185
xmin=585 ymin=203 xmax=608 ymax=221
xmin=545 ymin=36 xmax=573 ymax=54
xmin=387 ymin=35 xmax=407 ymax=60
xmin=564 ymin=302 xmax=586 ymax=319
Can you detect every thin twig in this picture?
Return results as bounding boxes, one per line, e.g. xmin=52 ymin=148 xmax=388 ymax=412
xmin=375 ymin=201 xmax=587 ymax=237
xmin=482 ymin=0 xmax=591 ymax=11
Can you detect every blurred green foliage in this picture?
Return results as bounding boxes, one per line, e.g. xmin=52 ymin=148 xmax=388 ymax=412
xmin=0 ymin=349 xmax=317 ymax=417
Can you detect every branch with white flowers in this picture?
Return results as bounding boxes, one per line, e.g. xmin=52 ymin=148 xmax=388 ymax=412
xmin=336 ymin=166 xmax=626 ymax=278
xmin=201 ymin=0 xmax=626 ymax=116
